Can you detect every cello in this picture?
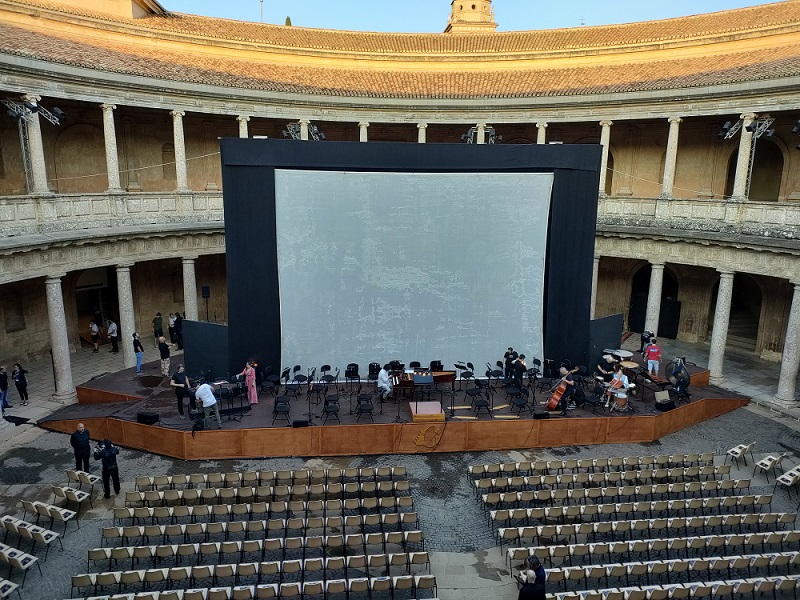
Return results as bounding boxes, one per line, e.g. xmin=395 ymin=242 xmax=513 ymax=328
xmin=546 ymin=366 xmax=579 ymax=410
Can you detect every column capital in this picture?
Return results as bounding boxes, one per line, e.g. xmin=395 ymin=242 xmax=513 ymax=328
xmin=358 ymin=121 xmax=370 ymax=128
xmin=100 ymin=103 xmax=117 ymax=111
xmin=740 ymin=112 xmax=757 ymax=121
xmin=599 ymin=120 xmax=614 ymax=127
xmin=116 ymin=263 xmax=134 ymax=270
xmin=649 ymin=261 xmax=665 ymax=269
xmin=298 ymin=119 xmax=311 ymax=125
xmin=182 ymin=256 xmax=198 ymax=263
xmin=717 ymin=269 xmax=735 ymax=278
xmin=170 ymin=110 xmax=185 ymax=118
xmin=476 ymin=123 xmax=487 ymax=129
xmin=667 ymin=116 xmax=683 ymax=124
xmin=45 ymin=273 xmax=66 ymax=283
xmin=21 ymin=93 xmax=41 ymax=103
xmin=417 ymin=123 xmax=428 ymax=130
xmin=536 ymin=122 xmax=548 ymax=129
xmin=236 ymin=115 xmax=251 ymax=123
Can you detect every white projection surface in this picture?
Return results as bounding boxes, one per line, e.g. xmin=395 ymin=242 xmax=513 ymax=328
xmin=274 ymin=169 xmax=554 ymax=373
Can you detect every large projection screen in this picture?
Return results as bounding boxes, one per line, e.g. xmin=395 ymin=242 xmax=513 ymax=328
xmin=274 ymin=170 xmax=553 ymax=370
xmin=220 ymin=139 xmax=601 ymax=377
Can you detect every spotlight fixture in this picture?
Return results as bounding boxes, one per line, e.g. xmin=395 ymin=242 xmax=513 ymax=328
xmin=459 ymin=126 xmax=502 ymax=144
xmin=717 ymin=120 xmax=734 ymax=139
xmin=22 ymin=100 xmax=38 ymax=112
xmin=52 ymin=107 xmax=65 ymax=122
xmin=745 ymin=122 xmax=757 ymax=133
xmin=281 ymin=121 xmax=325 ymax=141
xmin=764 ymin=129 xmax=775 ymax=139
xmin=792 ymin=120 xmax=800 ymax=134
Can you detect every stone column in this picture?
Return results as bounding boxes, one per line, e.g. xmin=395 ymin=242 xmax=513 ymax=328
xmin=358 ymin=122 xmax=369 ymax=142
xmin=660 ymin=116 xmax=682 ymax=199
xmin=644 ymin=262 xmax=665 ymax=336
xmin=100 ymin=104 xmax=123 ymax=192
xmin=590 ymin=256 xmax=600 ymax=320
xmin=182 ymin=257 xmax=199 ymax=321
xmin=731 ymin=113 xmax=756 ymax=200
xmin=417 ymin=123 xmax=427 ymax=143
xmin=236 ymin=115 xmax=250 ymax=139
xmin=708 ymin=270 xmax=735 ymax=385
xmin=598 ymin=120 xmax=613 ymax=195
xmin=774 ymin=281 xmax=800 ymax=406
xmin=116 ymin=264 xmax=136 ymax=369
xmin=45 ymin=275 xmax=76 ymax=403
xmin=170 ymin=110 xmax=189 ymax=192
xmin=536 ymin=122 xmax=548 ymax=145
xmin=23 ymin=95 xmax=49 ymax=194
xmin=476 ymin=123 xmax=487 ymax=145
xmin=299 ymin=120 xmax=310 ymax=141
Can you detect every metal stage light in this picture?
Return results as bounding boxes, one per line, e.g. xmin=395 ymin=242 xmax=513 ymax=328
xmin=460 ymin=126 xmax=502 ymax=144
xmin=792 ymin=120 xmax=800 ymax=134
xmin=282 ymin=122 xmax=326 ymax=141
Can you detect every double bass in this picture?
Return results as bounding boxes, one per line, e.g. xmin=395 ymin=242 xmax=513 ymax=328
xmin=546 ymin=366 xmax=579 ymax=410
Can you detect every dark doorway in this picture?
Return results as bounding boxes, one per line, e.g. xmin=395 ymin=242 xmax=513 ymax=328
xmin=708 ymin=273 xmax=762 ymax=351
xmin=628 ymin=264 xmax=680 ymax=337
xmin=724 ymin=140 xmax=783 ymax=201
xmin=74 ymin=267 xmax=119 ymax=346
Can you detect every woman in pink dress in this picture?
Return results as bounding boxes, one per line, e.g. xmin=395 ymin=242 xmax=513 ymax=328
xmin=239 ymin=362 xmax=258 ymax=405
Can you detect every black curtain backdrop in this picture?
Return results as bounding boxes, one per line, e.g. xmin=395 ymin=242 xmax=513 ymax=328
xmin=220 ymin=139 xmax=601 ymax=376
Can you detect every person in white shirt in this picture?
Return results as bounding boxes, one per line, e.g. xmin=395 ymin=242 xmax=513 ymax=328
xmin=377 ymin=364 xmax=393 ymax=401
xmin=607 ymin=364 xmax=630 ymax=410
xmin=194 ymin=382 xmax=222 ymax=429
xmin=107 ymin=320 xmax=119 ymax=354
xmin=90 ymin=321 xmax=100 ymax=353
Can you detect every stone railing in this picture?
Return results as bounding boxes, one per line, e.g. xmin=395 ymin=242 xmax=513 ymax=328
xmin=0 ymin=191 xmax=224 ymax=238
xmin=598 ymin=196 xmax=800 ymax=241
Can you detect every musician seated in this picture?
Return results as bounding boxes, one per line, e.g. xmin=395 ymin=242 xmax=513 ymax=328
xmin=557 ymin=366 xmax=577 ymax=415
xmin=606 ymin=364 xmax=630 ymax=410
xmin=595 ymin=354 xmax=618 ymax=383
xmin=377 ymin=364 xmax=393 ymax=400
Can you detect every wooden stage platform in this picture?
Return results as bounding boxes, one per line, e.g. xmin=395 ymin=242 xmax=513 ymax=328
xmin=37 ymin=359 xmax=746 ymax=460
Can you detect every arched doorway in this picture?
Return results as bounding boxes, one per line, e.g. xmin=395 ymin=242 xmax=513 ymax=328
xmin=707 ymin=273 xmax=762 ymax=351
xmin=723 ymin=139 xmax=783 ymax=201
xmin=628 ymin=264 xmax=680 ymax=337
xmin=72 ymin=267 xmax=119 ymax=348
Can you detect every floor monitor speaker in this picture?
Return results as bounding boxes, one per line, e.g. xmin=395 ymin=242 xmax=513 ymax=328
xmin=137 ymin=411 xmax=159 ymax=425
xmin=292 ymin=419 xmax=309 ymax=428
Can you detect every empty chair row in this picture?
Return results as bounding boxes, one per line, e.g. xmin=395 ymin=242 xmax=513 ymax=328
xmin=497 ymin=512 xmax=797 ymax=549
xmin=90 ymin=531 xmax=426 ymax=570
xmin=507 ymin=530 xmax=800 ymax=568
xmin=19 ymin=499 xmax=77 ymax=536
xmin=548 ymin=575 xmax=800 ymax=600
xmin=482 ymin=479 xmax=753 ymax=510
xmin=0 ymin=541 xmax=41 ymax=588
xmin=468 ymin=453 xmax=716 ymax=480
xmin=0 ymin=514 xmax=62 ymax=559
xmin=124 ymin=481 xmax=411 ymax=508
xmin=72 ymin=552 xmax=432 ymax=596
xmin=543 ymin=551 xmax=800 ymax=591
xmin=134 ymin=467 xmax=408 ymax=492
xmin=70 ymin=574 xmax=438 ymax=600
xmin=0 ymin=578 xmax=18 ymax=600
xmin=474 ymin=466 xmax=731 ymax=495
xmin=114 ymin=497 xmax=415 ymax=526
xmin=51 ymin=484 xmax=93 ymax=514
xmin=66 ymin=469 xmax=102 ymax=492
xmin=489 ymin=495 xmax=773 ymax=527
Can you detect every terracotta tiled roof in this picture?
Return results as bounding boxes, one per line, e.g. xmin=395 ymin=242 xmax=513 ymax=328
xmin=4 ymin=0 xmax=800 ymax=55
xmin=1 ymin=20 xmax=799 ymax=99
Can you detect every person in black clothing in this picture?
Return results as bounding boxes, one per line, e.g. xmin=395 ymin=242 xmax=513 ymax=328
xmin=94 ymin=438 xmax=120 ymax=499
xmin=0 ymin=365 xmax=10 ymax=412
xmin=169 ymin=364 xmax=196 ymax=419
xmin=518 ymin=556 xmax=546 ymax=600
xmin=70 ymin=422 xmax=91 ymax=471
xmin=158 ymin=336 xmax=171 ymax=377
xmin=174 ymin=312 xmax=184 ymax=350
xmin=12 ymin=363 xmax=28 ymax=406
xmin=513 ymin=354 xmax=527 ymax=391
xmin=504 ymin=347 xmax=518 ymax=379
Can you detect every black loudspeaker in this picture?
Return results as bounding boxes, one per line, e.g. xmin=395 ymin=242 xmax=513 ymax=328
xmin=201 ymin=286 xmax=211 ymax=299
xmin=533 ymin=411 xmax=550 ymax=420
xmin=136 ymin=411 xmax=159 ymax=425
xmin=292 ymin=419 xmax=309 ymax=428
xmin=655 ymin=400 xmax=676 ymax=412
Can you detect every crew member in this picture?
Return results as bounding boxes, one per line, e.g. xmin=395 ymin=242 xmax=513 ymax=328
xmin=512 ymin=354 xmax=527 ymax=390
xmin=170 ymin=364 xmax=196 ymax=419
xmin=518 ymin=556 xmax=546 ymax=600
xmin=504 ymin=347 xmax=518 ymax=379
xmin=644 ymin=338 xmax=662 ymax=377
xmin=194 ymin=381 xmax=222 ymax=430
xmin=377 ymin=364 xmax=393 ymax=401
xmin=93 ymin=438 xmax=120 ymax=499
xmin=595 ymin=355 xmax=617 ymax=382
xmin=107 ymin=319 xmax=119 ymax=354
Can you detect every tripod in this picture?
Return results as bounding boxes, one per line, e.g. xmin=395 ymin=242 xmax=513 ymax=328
xmin=305 ymin=368 xmax=317 ymax=425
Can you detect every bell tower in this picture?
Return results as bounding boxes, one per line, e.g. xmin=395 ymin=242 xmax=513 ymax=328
xmin=444 ymin=0 xmax=497 ymax=33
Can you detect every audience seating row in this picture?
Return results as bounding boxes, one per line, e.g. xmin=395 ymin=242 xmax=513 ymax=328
xmin=489 ymin=495 xmax=773 ymax=526
xmin=506 ymin=530 xmax=800 ymax=567
xmin=67 ymin=470 xmax=103 ymax=494
xmin=72 ymin=552 xmax=432 ymax=595
xmin=468 ymin=453 xmax=715 ymax=480
xmin=52 ymin=484 xmax=93 ymax=514
xmin=71 ymin=574 xmax=437 ymax=599
xmin=0 ymin=578 xmax=19 ymax=600
xmin=473 ymin=466 xmax=731 ymax=495
xmin=19 ymin=499 xmax=77 ymax=536
xmin=548 ymin=575 xmax=800 ymax=600
xmin=0 ymin=541 xmax=41 ymax=588
xmin=134 ymin=467 xmax=408 ymax=492
xmin=481 ymin=479 xmax=752 ymax=510
xmin=124 ymin=481 xmax=412 ymax=508
xmin=497 ymin=512 xmax=797 ymax=548
xmin=0 ymin=514 xmax=62 ymax=559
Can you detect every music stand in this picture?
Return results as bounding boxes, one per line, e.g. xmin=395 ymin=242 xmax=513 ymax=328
xmin=412 ymin=373 xmax=434 ymax=414
xmin=215 ymin=379 xmax=242 ymax=423
xmin=305 ymin=368 xmax=317 ymax=425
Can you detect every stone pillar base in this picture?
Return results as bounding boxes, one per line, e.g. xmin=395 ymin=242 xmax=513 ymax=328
xmin=709 ymin=375 xmax=725 ymax=386
xmin=771 ymin=395 xmax=797 ymax=410
xmin=52 ymin=390 xmax=78 ymax=405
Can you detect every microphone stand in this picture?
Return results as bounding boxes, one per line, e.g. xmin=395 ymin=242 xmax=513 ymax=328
xmin=306 ymin=368 xmax=316 ymax=425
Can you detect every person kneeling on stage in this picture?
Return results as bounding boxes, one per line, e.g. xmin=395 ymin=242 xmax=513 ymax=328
xmin=194 ymin=381 xmax=222 ymax=430
xmin=557 ymin=366 xmax=577 ymax=416
xmin=377 ymin=364 xmax=393 ymax=401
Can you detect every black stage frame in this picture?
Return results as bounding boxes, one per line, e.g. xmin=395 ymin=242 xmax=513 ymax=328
xmin=220 ymin=139 xmax=601 ymax=377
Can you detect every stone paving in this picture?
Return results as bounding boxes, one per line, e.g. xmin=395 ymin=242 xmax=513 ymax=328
xmin=1 ymin=340 xmax=800 ymax=599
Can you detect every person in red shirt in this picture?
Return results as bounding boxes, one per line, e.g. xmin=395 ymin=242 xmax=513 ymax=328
xmin=645 ymin=338 xmax=662 ymax=376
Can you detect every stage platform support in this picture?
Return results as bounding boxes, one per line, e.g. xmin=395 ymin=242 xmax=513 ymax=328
xmin=410 ymin=401 xmax=445 ymax=423
xmin=39 ymin=396 xmax=747 ymax=460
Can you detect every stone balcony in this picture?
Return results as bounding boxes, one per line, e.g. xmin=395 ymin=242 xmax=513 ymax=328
xmin=2 ymin=191 xmax=800 ymax=250
xmin=598 ymin=196 xmax=800 ymax=246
